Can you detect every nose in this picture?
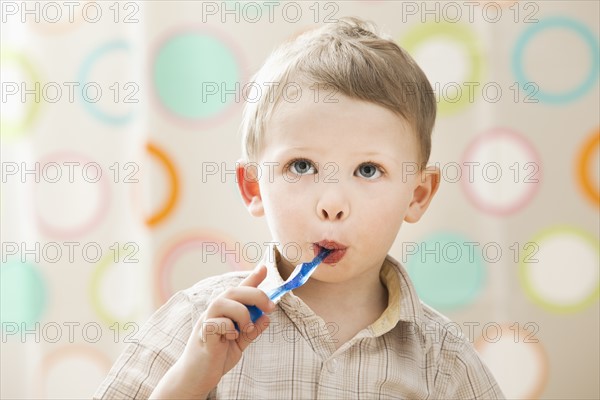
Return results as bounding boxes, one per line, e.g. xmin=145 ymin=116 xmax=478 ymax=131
xmin=316 ymin=189 xmax=350 ymax=221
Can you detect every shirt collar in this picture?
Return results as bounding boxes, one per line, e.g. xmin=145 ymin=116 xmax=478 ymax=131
xmin=256 ymin=243 xmax=286 ymax=293
xmin=370 ymin=255 xmax=427 ymax=337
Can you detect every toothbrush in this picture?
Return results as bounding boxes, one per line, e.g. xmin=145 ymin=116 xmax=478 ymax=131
xmin=241 ymin=248 xmax=332 ymax=327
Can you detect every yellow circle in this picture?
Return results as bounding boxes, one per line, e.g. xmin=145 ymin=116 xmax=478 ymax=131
xmin=519 ymin=226 xmax=599 ymax=313
xmin=401 ymin=22 xmax=484 ymax=116
xmin=1 ymin=50 xmax=42 ymax=139
xmin=89 ymin=244 xmax=140 ymax=327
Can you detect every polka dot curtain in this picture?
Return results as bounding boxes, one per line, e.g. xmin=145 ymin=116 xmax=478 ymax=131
xmin=1 ymin=1 xmax=598 ymax=398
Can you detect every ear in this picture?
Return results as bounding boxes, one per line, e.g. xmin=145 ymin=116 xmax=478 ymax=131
xmin=404 ymin=166 xmax=440 ymax=223
xmin=236 ymin=160 xmax=264 ymax=217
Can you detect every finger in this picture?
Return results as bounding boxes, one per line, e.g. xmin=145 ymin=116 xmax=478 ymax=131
xmin=238 ymin=264 xmax=268 ymax=288
xmin=189 ymin=266 xmax=272 ymax=343
xmin=199 ymin=317 xmax=238 ymax=345
xmin=220 ymin=286 xmax=275 ymax=315
xmin=237 ymin=314 xmax=271 ymax=351
xmin=206 ymin=297 xmax=255 ymax=331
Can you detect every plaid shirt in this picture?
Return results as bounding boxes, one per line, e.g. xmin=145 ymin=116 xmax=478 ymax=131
xmin=94 ymin=246 xmax=504 ymax=399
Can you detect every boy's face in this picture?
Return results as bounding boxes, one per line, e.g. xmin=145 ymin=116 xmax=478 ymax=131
xmin=238 ymin=88 xmax=438 ymax=284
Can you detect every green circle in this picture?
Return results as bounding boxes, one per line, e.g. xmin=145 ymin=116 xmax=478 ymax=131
xmin=1 ymin=261 xmax=47 ymax=329
xmin=401 ymin=23 xmax=484 ymax=116
xmin=406 ymin=232 xmax=486 ymax=310
xmin=154 ymin=33 xmax=239 ymax=120
xmin=519 ymin=226 xmax=599 ymax=313
xmin=0 ymin=50 xmax=42 ymax=139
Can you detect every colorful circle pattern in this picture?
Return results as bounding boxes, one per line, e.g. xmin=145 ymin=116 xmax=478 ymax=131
xmin=406 ymin=232 xmax=486 ymax=310
xmin=153 ymin=31 xmax=240 ymax=121
xmin=512 ymin=16 xmax=600 ymax=104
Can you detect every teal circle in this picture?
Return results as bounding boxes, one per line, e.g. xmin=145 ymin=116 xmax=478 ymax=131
xmin=512 ymin=16 xmax=600 ymax=104
xmin=78 ymin=40 xmax=133 ymax=125
xmin=1 ymin=261 xmax=47 ymax=329
xmin=406 ymin=232 xmax=485 ymax=310
xmin=154 ymin=33 xmax=239 ymax=120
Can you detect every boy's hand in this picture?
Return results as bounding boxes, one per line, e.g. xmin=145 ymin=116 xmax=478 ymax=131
xmin=150 ymin=265 xmax=275 ymax=399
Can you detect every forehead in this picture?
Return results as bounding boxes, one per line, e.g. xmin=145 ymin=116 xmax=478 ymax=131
xmin=263 ymin=88 xmax=418 ymax=160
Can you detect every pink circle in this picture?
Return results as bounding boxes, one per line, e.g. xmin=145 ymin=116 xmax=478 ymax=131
xmin=156 ymin=233 xmax=249 ymax=304
xmin=460 ymin=127 xmax=542 ymax=216
xmin=34 ymin=151 xmax=110 ymax=238
xmin=149 ymin=25 xmax=248 ymax=130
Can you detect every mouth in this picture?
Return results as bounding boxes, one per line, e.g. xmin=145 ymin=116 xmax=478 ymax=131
xmin=313 ymin=240 xmax=347 ymax=265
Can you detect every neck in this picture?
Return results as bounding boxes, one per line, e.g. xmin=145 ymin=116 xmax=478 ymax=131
xmin=283 ymin=261 xmax=389 ymax=331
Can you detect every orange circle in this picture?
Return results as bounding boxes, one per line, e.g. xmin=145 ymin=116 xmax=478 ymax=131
xmin=27 ymin=1 xmax=93 ymax=35
xmin=145 ymin=142 xmax=180 ymax=227
xmin=576 ymin=130 xmax=600 ymax=206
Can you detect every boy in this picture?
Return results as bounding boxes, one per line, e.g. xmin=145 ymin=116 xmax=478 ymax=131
xmin=95 ymin=17 xmax=504 ymax=399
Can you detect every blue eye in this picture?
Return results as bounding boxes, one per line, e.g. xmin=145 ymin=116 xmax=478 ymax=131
xmin=289 ymin=159 xmax=316 ymax=175
xmin=356 ymin=163 xmax=382 ymax=179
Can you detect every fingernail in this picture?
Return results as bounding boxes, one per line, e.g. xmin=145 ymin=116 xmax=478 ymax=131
xmin=247 ymin=323 xmax=255 ymax=332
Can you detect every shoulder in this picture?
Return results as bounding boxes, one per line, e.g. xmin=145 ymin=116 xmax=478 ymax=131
xmin=93 ymin=270 xmax=254 ymax=399
xmin=121 ymin=270 xmax=252 ymax=343
xmin=381 ymin=253 xmax=473 ymax=350
xmin=417 ymin=303 xmax=505 ymax=399
xmin=148 ymin=270 xmax=252 ymax=315
xmin=420 ymin=301 xmax=466 ymax=345
xmin=179 ymin=270 xmax=252 ymax=318
xmin=183 ymin=270 xmax=251 ymax=301
xmin=381 ymin=254 xmax=505 ymax=399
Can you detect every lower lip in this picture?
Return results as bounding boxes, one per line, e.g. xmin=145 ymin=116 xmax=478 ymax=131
xmin=315 ymin=246 xmax=347 ymax=264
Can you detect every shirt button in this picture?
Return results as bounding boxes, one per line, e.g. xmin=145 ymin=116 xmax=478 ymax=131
xmin=326 ymin=358 xmax=339 ymax=373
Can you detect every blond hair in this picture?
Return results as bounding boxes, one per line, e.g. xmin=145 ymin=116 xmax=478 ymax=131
xmin=240 ymin=17 xmax=436 ymax=167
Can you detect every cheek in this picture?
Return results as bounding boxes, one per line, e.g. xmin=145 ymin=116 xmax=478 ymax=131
xmin=369 ymin=208 xmax=404 ymax=233
xmin=262 ymin=181 xmax=304 ymax=212
xmin=260 ymin=181 xmax=310 ymax=233
xmin=362 ymin=193 xmax=410 ymax=230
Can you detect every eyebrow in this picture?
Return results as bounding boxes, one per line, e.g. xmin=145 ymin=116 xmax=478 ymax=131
xmin=271 ymin=147 xmax=317 ymax=159
xmin=355 ymin=150 xmax=390 ymax=158
xmin=277 ymin=147 xmax=391 ymax=156
xmin=273 ymin=148 xmax=399 ymax=167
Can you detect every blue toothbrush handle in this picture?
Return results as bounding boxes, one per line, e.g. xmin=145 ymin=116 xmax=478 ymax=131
xmin=246 ymin=304 xmax=264 ymax=324
xmin=234 ymin=305 xmax=264 ymax=332
xmin=246 ymin=286 xmax=285 ymax=324
xmin=235 ymin=249 xmax=330 ymax=332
